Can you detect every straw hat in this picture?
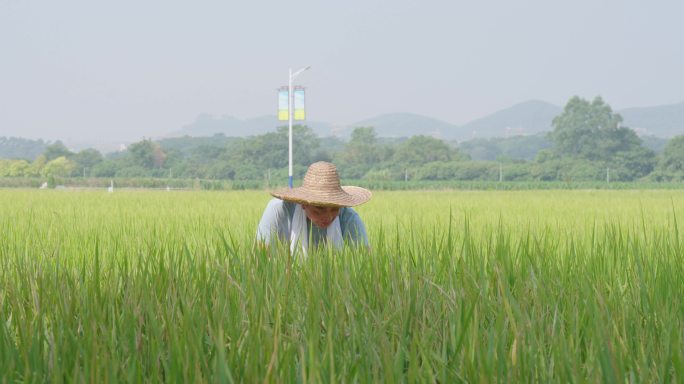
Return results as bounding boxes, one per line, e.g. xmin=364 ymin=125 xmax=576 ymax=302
xmin=271 ymin=162 xmax=372 ymax=207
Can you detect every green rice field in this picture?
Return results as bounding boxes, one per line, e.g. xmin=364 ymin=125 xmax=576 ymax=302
xmin=1 ymin=189 xmax=683 ymax=382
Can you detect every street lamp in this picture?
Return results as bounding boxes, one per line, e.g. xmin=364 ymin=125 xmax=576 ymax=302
xmin=288 ymin=66 xmax=311 ymax=188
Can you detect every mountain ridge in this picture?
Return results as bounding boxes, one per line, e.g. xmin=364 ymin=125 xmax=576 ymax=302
xmin=174 ymin=99 xmax=683 ymax=141
xmin=170 ymin=113 xmax=334 ymax=138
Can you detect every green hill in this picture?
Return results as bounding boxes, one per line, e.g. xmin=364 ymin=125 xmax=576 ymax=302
xmin=619 ymin=102 xmax=684 ymax=138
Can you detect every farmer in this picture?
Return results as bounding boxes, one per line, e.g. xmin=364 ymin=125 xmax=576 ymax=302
xmin=256 ymin=161 xmax=371 ymax=255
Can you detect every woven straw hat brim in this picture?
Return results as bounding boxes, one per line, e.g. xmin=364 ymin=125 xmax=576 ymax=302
xmin=271 ymin=185 xmax=372 ymax=207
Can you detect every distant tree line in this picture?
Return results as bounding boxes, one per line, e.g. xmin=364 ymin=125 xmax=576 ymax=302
xmin=0 ymin=137 xmax=47 ymax=160
xmin=1 ymin=96 xmax=684 ymax=184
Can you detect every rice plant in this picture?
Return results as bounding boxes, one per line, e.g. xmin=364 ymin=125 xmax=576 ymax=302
xmin=0 ymin=189 xmax=682 ymax=382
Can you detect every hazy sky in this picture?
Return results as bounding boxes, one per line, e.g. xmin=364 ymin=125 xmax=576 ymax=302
xmin=2 ymin=0 xmax=683 ymax=142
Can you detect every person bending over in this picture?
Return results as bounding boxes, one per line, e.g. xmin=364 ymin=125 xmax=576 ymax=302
xmin=256 ymin=161 xmax=371 ymax=256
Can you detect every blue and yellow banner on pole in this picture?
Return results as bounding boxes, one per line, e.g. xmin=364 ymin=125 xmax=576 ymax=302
xmin=294 ymin=89 xmax=305 ymax=120
xmin=277 ymin=87 xmax=306 ymax=121
xmin=278 ymin=90 xmax=289 ymax=121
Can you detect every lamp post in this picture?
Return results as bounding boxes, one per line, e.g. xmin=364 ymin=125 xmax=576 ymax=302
xmin=288 ymin=66 xmax=310 ymax=188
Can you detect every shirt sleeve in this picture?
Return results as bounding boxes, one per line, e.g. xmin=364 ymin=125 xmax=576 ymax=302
xmin=256 ymin=198 xmax=288 ymax=245
xmin=340 ymin=208 xmax=369 ymax=247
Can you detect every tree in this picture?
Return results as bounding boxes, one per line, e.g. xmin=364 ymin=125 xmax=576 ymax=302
xmin=189 ymin=145 xmax=226 ymax=164
xmin=0 ymin=160 xmax=28 ymax=177
xmin=549 ymin=96 xmax=622 ymax=160
xmin=116 ymin=166 xmax=151 ymax=178
xmin=392 ymin=135 xmax=465 ymax=167
xmin=72 ymin=149 xmax=104 ymax=175
xmin=549 ymin=96 xmax=655 ymax=180
xmin=652 ymin=135 xmax=684 ymax=181
xmin=44 ymin=141 xmax=73 ymax=161
xmin=152 ymin=144 xmax=166 ymax=168
xmin=609 ymin=147 xmax=656 ymax=181
xmin=91 ymin=160 xmax=118 ymax=177
xmin=457 ymin=138 xmax=501 ymax=161
xmin=127 ymin=139 xmax=167 ymax=169
xmin=451 ymin=162 xmax=499 ymax=180
xmin=224 ymin=125 xmax=322 ymax=175
xmin=8 ymin=160 xmax=30 ymax=177
xmin=27 ymin=155 xmax=47 ymax=177
xmin=206 ymin=161 xmax=235 ymax=180
xmin=458 ymin=134 xmax=551 ymax=161
xmin=599 ymin=126 xmax=656 ymax=180
xmin=274 ymin=125 xmax=322 ymax=167
xmin=0 ymin=137 xmax=47 ymax=160
xmin=336 ymin=127 xmax=378 ymax=166
xmin=41 ymin=156 xmax=76 ymax=178
xmin=333 ymin=127 xmax=389 ymax=178
xmin=0 ymin=160 xmax=11 ymax=177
